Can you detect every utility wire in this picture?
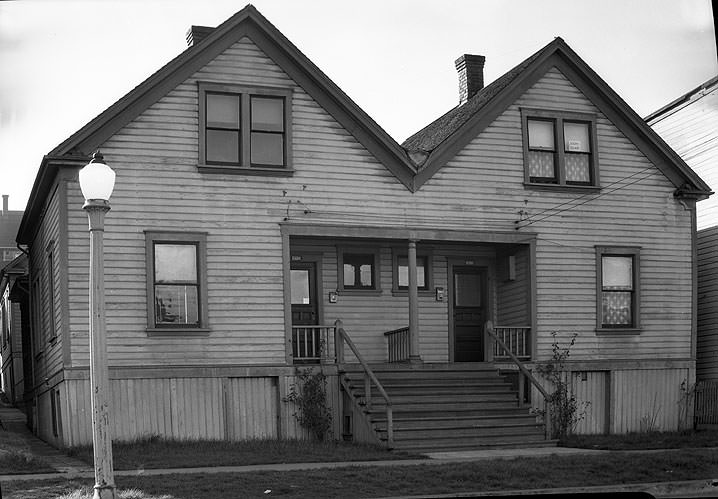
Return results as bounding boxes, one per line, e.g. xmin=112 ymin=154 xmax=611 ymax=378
xmin=517 ymin=170 xmax=656 ymax=229
xmin=518 ymin=165 xmax=655 ymax=225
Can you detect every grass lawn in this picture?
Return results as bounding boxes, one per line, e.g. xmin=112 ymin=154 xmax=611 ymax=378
xmin=3 ymin=448 xmax=717 ymax=499
xmin=67 ymin=437 xmax=419 ymax=470
xmin=561 ymin=429 xmax=718 ymax=450
xmin=0 ymin=431 xmax=55 ymax=475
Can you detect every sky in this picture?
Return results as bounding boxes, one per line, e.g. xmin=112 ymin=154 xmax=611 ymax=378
xmin=0 ymin=0 xmax=716 ymax=211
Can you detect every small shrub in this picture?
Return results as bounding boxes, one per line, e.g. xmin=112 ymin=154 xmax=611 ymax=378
xmin=535 ymin=332 xmax=589 ymax=439
xmin=285 ymin=368 xmax=333 ymax=442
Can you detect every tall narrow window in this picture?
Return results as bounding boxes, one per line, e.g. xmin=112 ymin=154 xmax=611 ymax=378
xmin=596 ymin=247 xmax=640 ymax=331
xmin=527 ymin=119 xmax=556 ymax=183
xmin=251 ymin=96 xmax=285 ymax=166
xmin=145 ymin=232 xmax=208 ymax=332
xmin=205 ymin=93 xmax=241 ymax=164
xmin=153 ymin=243 xmax=199 ymax=326
xmin=564 ymin=121 xmax=592 ymax=184
xmin=47 ymin=249 xmax=56 ymax=342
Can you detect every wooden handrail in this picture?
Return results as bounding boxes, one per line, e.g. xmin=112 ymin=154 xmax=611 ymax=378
xmin=485 ymin=320 xmax=552 ymax=439
xmin=334 ymin=319 xmax=393 ymax=448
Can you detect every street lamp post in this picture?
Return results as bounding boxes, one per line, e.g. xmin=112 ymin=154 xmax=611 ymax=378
xmin=79 ymin=151 xmax=116 ymax=499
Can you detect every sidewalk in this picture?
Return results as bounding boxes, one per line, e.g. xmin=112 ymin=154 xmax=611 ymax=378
xmin=2 ymin=412 xmax=717 ymax=497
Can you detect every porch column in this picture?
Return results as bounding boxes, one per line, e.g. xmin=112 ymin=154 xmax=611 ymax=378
xmin=408 ymin=239 xmax=421 ymax=363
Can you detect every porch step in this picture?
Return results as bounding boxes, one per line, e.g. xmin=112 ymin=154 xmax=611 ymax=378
xmin=340 ymin=363 xmax=553 ymax=453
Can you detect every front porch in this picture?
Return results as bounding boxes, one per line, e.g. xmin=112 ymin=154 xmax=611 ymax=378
xmin=281 ymin=224 xmax=547 ymax=451
xmin=282 ymin=223 xmax=537 ymax=366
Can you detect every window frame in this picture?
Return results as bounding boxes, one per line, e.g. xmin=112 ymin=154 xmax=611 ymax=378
xmin=337 ymin=246 xmax=381 ymax=294
xmin=595 ymin=246 xmax=641 ymax=334
xmin=145 ymin=231 xmax=209 ymax=335
xmin=521 ymin=108 xmax=599 ymax=189
xmin=46 ymin=243 xmax=57 ymax=344
xmin=391 ymin=248 xmax=434 ymax=295
xmin=198 ymin=82 xmax=293 ymax=176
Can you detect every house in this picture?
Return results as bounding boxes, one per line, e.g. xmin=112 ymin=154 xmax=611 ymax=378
xmin=15 ymin=6 xmax=711 ymax=449
xmin=0 ymin=195 xmax=23 ymax=264
xmin=1 ymin=195 xmax=27 ymax=408
xmin=1 ymin=254 xmax=28 ymax=407
xmin=647 ymin=76 xmax=718 ymax=426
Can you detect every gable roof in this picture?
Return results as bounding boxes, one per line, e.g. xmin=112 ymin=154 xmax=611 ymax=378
xmin=645 ymin=75 xmax=718 ymax=124
xmin=404 ymin=37 xmax=713 ymax=196
xmin=18 ymin=4 xmax=417 ymax=244
xmin=18 ymin=11 xmax=712 ymax=244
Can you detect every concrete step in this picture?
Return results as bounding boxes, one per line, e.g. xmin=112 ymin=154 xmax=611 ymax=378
xmin=392 ymin=437 xmax=558 ymax=453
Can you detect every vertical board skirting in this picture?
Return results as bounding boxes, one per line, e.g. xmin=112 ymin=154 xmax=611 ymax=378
xmin=571 ymin=371 xmax=608 ymax=435
xmin=529 ymin=366 xmax=689 ymax=436
xmin=65 ymin=375 xmax=299 ymax=445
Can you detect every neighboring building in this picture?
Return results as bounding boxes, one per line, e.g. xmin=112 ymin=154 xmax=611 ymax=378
xmin=0 ymin=254 xmax=29 ymax=407
xmin=0 ymin=195 xmax=23 ymax=264
xmin=16 ymin=6 xmax=711 ymax=449
xmin=0 ymin=195 xmax=26 ymax=407
xmin=646 ymin=76 xmax=718 ymax=230
xmin=647 ymin=78 xmax=718 ymax=427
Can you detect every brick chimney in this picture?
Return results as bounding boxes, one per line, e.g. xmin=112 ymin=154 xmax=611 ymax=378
xmin=2 ymin=195 xmax=8 ymax=216
xmin=186 ymin=25 xmax=214 ymax=47
xmin=455 ymin=54 xmax=485 ymax=105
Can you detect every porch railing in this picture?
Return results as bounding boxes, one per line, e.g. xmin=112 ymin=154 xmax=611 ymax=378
xmin=485 ymin=320 xmax=552 ymax=440
xmin=335 ymin=319 xmax=394 ymax=448
xmin=491 ymin=326 xmax=531 ymax=361
xmin=384 ymin=327 xmax=410 ymax=363
xmin=291 ymin=325 xmax=335 ymax=363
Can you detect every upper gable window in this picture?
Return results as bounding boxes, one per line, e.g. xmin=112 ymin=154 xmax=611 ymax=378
xmin=199 ymin=82 xmax=292 ymax=175
xmin=522 ymin=109 xmax=598 ymax=188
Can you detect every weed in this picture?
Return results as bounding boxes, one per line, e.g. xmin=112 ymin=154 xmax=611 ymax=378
xmin=284 ymin=368 xmax=333 ymax=442
xmin=534 ymin=332 xmax=589 ymax=439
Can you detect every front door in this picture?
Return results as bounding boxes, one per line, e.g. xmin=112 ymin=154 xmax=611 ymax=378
xmin=291 ymin=262 xmax=317 ymax=325
xmin=452 ymin=266 xmax=487 ymax=362
xmin=291 ymin=262 xmax=319 ymax=362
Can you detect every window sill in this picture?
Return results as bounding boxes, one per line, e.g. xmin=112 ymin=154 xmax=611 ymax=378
xmin=595 ymin=327 xmax=641 ymax=336
xmin=337 ymin=289 xmax=383 ymax=296
xmin=391 ymin=290 xmax=435 ymax=297
xmin=524 ymin=183 xmax=601 ymax=194
xmin=198 ymin=165 xmax=294 ymax=177
xmin=147 ymin=327 xmax=211 ymax=337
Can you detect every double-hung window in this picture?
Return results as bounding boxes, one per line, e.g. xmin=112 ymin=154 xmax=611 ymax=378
xmin=596 ymin=246 xmax=640 ymax=332
xmin=145 ymin=232 xmax=208 ymax=334
xmin=522 ymin=108 xmax=598 ymax=187
xmin=199 ymin=82 xmax=292 ymax=174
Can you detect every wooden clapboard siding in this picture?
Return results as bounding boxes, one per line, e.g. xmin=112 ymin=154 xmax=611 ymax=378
xmin=496 ymin=246 xmax=530 ymax=326
xmin=418 ymin=67 xmax=694 ymax=362
xmin=697 ymin=226 xmax=718 ymax=381
xmin=54 ymin=39 xmax=692 ymax=381
xmin=27 ymin=180 xmax=65 ymax=392
xmin=649 ymin=82 xmax=718 ymax=229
